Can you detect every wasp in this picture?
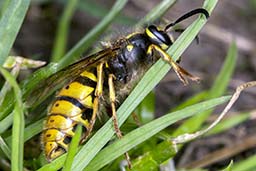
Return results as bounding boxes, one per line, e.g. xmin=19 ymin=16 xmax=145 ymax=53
xmin=30 ymin=8 xmax=209 ymax=162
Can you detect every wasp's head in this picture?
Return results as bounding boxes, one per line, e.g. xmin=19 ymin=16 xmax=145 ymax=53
xmin=145 ymin=25 xmax=173 ymax=50
xmin=145 ymin=8 xmax=209 ymax=51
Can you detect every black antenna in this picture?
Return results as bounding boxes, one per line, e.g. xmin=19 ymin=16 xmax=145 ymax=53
xmin=164 ymin=8 xmax=209 ymax=31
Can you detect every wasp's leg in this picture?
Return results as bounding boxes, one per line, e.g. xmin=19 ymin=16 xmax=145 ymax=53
xmin=80 ymin=63 xmax=104 ymax=144
xmin=147 ymin=44 xmax=200 ymax=85
xmin=108 ymin=74 xmax=131 ymax=168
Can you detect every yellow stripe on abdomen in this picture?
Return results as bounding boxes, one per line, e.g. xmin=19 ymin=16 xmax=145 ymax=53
xmin=80 ymin=71 xmax=97 ymax=81
xmin=58 ymin=81 xmax=94 ymax=101
xmin=50 ymin=100 xmax=82 ymax=117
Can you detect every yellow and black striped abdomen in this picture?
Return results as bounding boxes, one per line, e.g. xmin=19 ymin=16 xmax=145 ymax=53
xmin=42 ymin=70 xmax=97 ymax=161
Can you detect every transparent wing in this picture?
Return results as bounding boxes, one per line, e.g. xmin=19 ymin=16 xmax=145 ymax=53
xmin=26 ymin=47 xmax=119 ymax=107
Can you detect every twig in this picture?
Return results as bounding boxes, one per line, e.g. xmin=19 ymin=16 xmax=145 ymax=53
xmin=172 ymin=81 xmax=256 ymax=145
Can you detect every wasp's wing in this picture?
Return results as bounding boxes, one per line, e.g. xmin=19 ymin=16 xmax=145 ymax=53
xmin=26 ymin=48 xmax=119 ymax=107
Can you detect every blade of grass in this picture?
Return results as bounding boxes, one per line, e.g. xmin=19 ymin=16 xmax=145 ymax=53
xmin=0 ymin=0 xmax=30 ymax=65
xmin=5 ymin=117 xmax=44 ymax=146
xmin=171 ymin=91 xmax=209 ymax=112
xmin=0 ymin=114 xmax=13 ymax=134
xmin=173 ymin=42 xmax=237 ymax=136
xmin=135 ymin=92 xmax=155 ymax=124
xmin=0 ymin=1 xmax=10 ymax=19
xmin=222 ymin=161 xmax=233 ymax=171
xmin=69 ymin=0 xmax=136 ymax=25
xmin=232 ymin=155 xmax=256 ymax=171
xmin=137 ymin=0 xmax=176 ymax=26
xmin=0 ymin=61 xmax=21 ymax=114
xmin=0 ymin=67 xmax=24 ymax=171
xmin=0 ymin=136 xmax=11 ymax=160
xmin=205 ymin=112 xmax=250 ymax=136
xmin=62 ymin=125 xmax=82 ymax=171
xmin=85 ymin=96 xmax=230 ymax=171
xmin=51 ymin=0 xmax=78 ymax=62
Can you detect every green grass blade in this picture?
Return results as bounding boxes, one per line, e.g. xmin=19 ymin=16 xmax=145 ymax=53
xmin=0 ymin=1 xmax=10 ymax=18
xmin=0 ymin=67 xmax=24 ymax=171
xmin=136 ymin=92 xmax=155 ymax=124
xmin=62 ymin=125 xmax=82 ymax=171
xmin=5 ymin=117 xmax=44 ymax=146
xmin=74 ymin=0 xmax=135 ymax=25
xmin=137 ymin=0 xmax=176 ymax=26
xmin=0 ymin=113 xmax=13 ymax=134
xmin=206 ymin=112 xmax=250 ymax=136
xmin=0 ymin=0 xmax=30 ymax=65
xmin=232 ymin=155 xmax=256 ymax=171
xmin=0 ymin=136 xmax=11 ymax=159
xmin=222 ymin=161 xmax=233 ymax=171
xmin=173 ymin=42 xmax=237 ymax=136
xmin=210 ymin=42 xmax=238 ymax=98
xmin=85 ymin=96 xmax=230 ymax=171
xmin=171 ymin=91 xmax=209 ymax=112
xmin=51 ymin=0 xmax=78 ymax=62
xmin=37 ymin=154 xmax=66 ymax=171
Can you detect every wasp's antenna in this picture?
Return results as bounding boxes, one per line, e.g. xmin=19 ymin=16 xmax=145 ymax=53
xmin=164 ymin=8 xmax=209 ymax=31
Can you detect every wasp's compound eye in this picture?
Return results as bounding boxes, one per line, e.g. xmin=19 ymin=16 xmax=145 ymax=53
xmin=146 ymin=25 xmax=172 ymax=49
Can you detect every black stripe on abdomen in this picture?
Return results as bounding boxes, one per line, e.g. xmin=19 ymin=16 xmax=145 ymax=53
xmin=56 ymin=96 xmax=86 ymax=111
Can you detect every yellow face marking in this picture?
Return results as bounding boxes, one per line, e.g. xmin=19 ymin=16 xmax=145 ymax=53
xmin=80 ymin=71 xmax=97 ymax=81
xmin=126 ymin=45 xmax=133 ymax=52
xmin=146 ymin=27 xmax=169 ymax=50
xmin=58 ymin=82 xmax=94 ymax=100
xmin=146 ymin=28 xmax=158 ymax=41
xmin=50 ymin=100 xmax=82 ymax=117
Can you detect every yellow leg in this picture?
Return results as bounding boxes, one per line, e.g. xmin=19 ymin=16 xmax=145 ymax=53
xmin=80 ymin=63 xmax=104 ymax=144
xmin=147 ymin=44 xmax=200 ymax=85
xmin=108 ymin=74 xmax=131 ymax=169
